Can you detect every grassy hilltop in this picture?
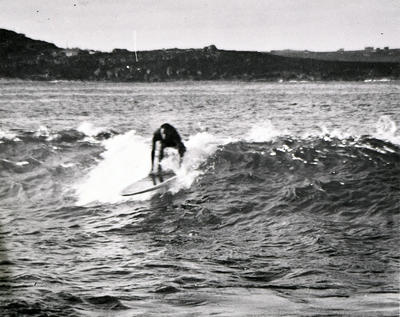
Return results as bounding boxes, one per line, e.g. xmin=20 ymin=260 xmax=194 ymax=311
xmin=1 ymin=29 xmax=399 ymax=82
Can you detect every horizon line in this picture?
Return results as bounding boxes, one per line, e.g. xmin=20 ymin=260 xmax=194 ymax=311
xmin=2 ymin=27 xmax=400 ymax=54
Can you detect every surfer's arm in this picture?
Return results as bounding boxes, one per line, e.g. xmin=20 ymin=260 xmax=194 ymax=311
xmin=150 ymin=129 xmax=165 ymax=174
xmin=150 ymin=137 xmax=158 ymax=174
xmin=150 ymin=142 xmax=164 ymax=174
xmin=158 ymin=144 xmax=165 ymax=173
xmin=177 ymin=142 xmax=186 ymax=166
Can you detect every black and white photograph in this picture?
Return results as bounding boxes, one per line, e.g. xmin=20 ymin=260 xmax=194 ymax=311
xmin=0 ymin=0 xmax=399 ymax=316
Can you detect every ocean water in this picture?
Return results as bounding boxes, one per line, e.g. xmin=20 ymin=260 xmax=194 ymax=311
xmin=0 ymin=80 xmax=399 ymax=316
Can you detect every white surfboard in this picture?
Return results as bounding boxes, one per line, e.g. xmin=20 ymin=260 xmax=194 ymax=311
xmin=121 ymin=173 xmax=177 ymax=196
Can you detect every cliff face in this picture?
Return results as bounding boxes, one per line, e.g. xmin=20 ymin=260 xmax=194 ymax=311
xmin=1 ymin=29 xmax=399 ymax=81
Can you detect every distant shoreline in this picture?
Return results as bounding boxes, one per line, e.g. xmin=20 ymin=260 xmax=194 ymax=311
xmin=1 ymin=78 xmax=398 ymax=85
xmin=1 ymin=29 xmax=399 ymax=82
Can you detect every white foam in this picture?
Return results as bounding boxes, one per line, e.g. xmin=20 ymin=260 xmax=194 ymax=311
xmin=74 ymin=131 xmax=226 ymax=205
xmin=77 ymin=121 xmax=111 ymax=143
xmin=170 ymin=132 xmax=226 ymax=194
xmin=15 ymin=161 xmax=29 ymax=166
xmin=33 ymin=125 xmax=60 ymax=142
xmin=244 ymin=121 xmax=286 ymax=143
xmin=0 ymin=129 xmax=21 ymax=142
xmin=364 ymin=78 xmax=391 ymax=82
xmin=77 ymin=122 xmax=106 ymax=137
xmin=374 ymin=116 xmax=400 ymax=145
xmin=301 ymin=125 xmax=356 ymax=141
xmin=34 ymin=125 xmax=51 ymax=138
xmin=61 ymin=163 xmax=75 ymax=168
xmin=75 ymin=130 xmax=151 ymax=205
xmin=300 ymin=117 xmax=400 ymax=148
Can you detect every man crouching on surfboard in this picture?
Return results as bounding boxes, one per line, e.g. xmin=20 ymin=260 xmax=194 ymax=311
xmin=150 ymin=123 xmax=186 ymax=175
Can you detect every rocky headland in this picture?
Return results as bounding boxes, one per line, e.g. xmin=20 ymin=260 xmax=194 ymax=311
xmin=1 ymin=29 xmax=399 ymax=82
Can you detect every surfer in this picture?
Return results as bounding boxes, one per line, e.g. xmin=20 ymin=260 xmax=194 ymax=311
xmin=150 ymin=123 xmax=186 ymax=174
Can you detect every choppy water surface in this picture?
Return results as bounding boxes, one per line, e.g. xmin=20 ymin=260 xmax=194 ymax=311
xmin=0 ymin=80 xmax=399 ymax=316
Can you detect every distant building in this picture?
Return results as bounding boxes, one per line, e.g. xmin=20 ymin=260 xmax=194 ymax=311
xmin=384 ymin=46 xmax=389 ymax=51
xmin=364 ymin=46 xmax=374 ymax=52
xmin=112 ymin=48 xmax=130 ymax=54
xmin=64 ymin=49 xmax=79 ymax=57
xmin=203 ymin=45 xmax=218 ymax=54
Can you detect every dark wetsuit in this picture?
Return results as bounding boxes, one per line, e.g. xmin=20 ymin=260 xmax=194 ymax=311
xmin=151 ymin=123 xmax=186 ymax=173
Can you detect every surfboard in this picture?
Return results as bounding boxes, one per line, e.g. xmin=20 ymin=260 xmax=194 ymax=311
xmin=121 ymin=173 xmax=177 ymax=196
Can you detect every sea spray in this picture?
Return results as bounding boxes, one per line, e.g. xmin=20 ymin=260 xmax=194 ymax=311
xmin=170 ymin=132 xmax=226 ymax=193
xmin=75 ymin=130 xmax=150 ymax=205
xmin=77 ymin=122 xmax=107 ymax=137
xmin=0 ymin=129 xmax=21 ymax=143
xmin=374 ymin=115 xmax=399 ymax=145
xmin=244 ymin=120 xmax=287 ymax=143
xmin=75 ymin=131 xmax=227 ymax=202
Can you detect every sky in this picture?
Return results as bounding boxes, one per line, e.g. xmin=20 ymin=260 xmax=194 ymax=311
xmin=0 ymin=0 xmax=399 ymax=52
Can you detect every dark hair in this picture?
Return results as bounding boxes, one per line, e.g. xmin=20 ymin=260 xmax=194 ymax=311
xmin=160 ymin=123 xmax=180 ymax=140
xmin=161 ymin=123 xmax=174 ymax=129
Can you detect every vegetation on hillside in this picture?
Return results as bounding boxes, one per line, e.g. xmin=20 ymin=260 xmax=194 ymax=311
xmin=1 ymin=29 xmax=399 ymax=82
